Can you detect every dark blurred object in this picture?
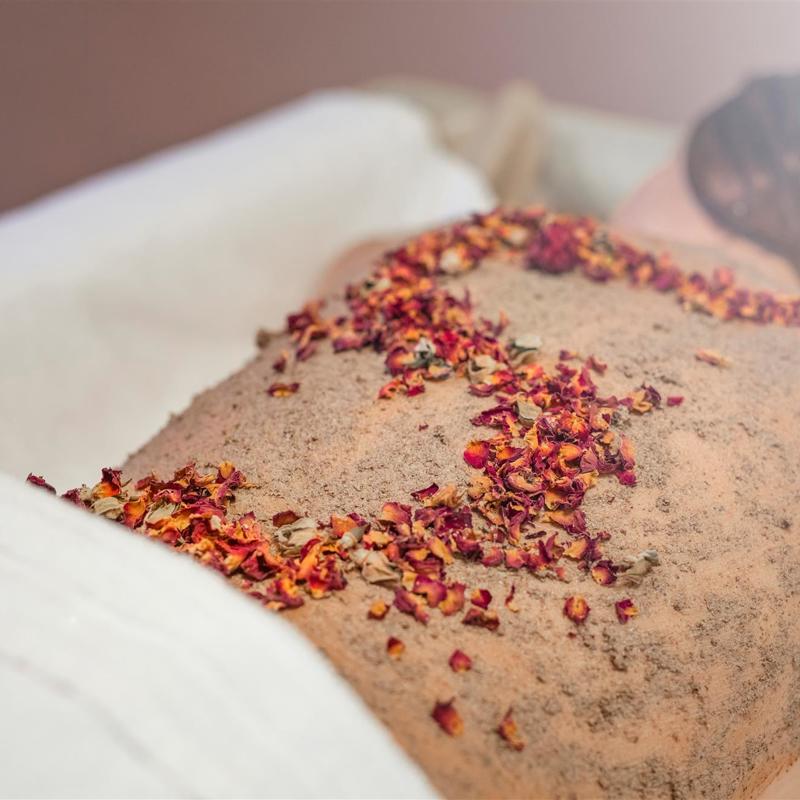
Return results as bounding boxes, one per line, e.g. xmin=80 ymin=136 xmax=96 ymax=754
xmin=687 ymin=73 xmax=800 ymax=270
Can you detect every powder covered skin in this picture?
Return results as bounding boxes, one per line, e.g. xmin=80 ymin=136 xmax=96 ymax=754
xmin=35 ymin=209 xmax=800 ymax=799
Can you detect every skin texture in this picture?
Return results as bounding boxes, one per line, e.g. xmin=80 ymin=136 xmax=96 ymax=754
xmin=125 ymin=231 xmax=799 ymax=800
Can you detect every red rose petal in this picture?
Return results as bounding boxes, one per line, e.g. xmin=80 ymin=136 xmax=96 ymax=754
xmin=386 ymin=636 xmax=405 ymax=658
xmin=368 ymin=600 xmax=390 ymax=620
xmin=470 ymin=588 xmax=492 ymax=609
xmin=615 ymin=597 xmax=639 ymax=624
xmin=448 ymin=649 xmax=473 ymax=673
xmin=464 ymin=440 xmax=490 ymax=469
xmin=432 ymin=699 xmax=463 ymax=737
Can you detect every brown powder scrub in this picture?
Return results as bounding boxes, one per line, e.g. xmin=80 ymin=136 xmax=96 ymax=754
xmin=38 ymin=211 xmax=800 ymax=799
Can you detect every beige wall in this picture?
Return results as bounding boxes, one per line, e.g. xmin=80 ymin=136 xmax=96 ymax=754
xmin=1 ymin=0 xmax=798 ymax=212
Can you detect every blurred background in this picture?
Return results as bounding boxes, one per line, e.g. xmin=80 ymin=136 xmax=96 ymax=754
xmin=2 ymin=0 xmax=799 ymax=212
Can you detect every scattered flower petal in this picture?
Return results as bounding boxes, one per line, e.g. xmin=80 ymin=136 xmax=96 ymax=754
xmin=462 ymin=607 xmax=500 ymax=631
xmin=386 ymin=636 xmax=405 ymax=658
xmin=615 ymin=598 xmax=639 ymax=624
xmin=695 ymin=349 xmax=731 ymax=367
xmin=449 ymin=649 xmax=473 ymax=673
xmin=497 ymin=708 xmax=525 ymax=751
xmin=368 ymin=600 xmax=390 ymax=620
xmin=432 ymin=699 xmax=463 ymax=736
xmin=470 ymin=588 xmax=492 ymax=609
xmin=564 ymin=595 xmax=590 ymax=624
xmin=267 ymin=382 xmax=299 ymax=397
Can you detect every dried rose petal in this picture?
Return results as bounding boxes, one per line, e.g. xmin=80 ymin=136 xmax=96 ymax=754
xmin=378 ymin=502 xmax=412 ymax=528
xmin=26 ymin=474 xmax=55 ymax=493
xmin=463 ymin=440 xmax=490 ymax=469
xmin=272 ymin=352 xmax=288 ymax=373
xmin=615 ymin=598 xmax=639 ymax=624
xmin=504 ymin=584 xmax=519 ymax=612
xmin=564 ymin=595 xmax=590 ymax=624
xmin=585 ymin=355 xmax=608 ymax=375
xmin=439 ymin=582 xmax=466 ymax=616
xmin=272 ymin=510 xmax=301 ymax=527
xmin=505 ymin=549 xmax=527 ymax=570
xmin=428 ymin=536 xmax=454 ymax=564
xmin=563 ymin=537 xmax=589 ymax=560
xmin=462 ymin=607 xmax=500 ymax=631
xmin=95 ymin=468 xmax=123 ymax=498
xmin=368 ymin=600 xmax=390 ymax=620
xmin=394 ymin=588 xmax=430 ymax=624
xmin=695 ymin=348 xmax=731 ymax=367
xmin=667 ymin=395 xmax=684 ymax=406
xmin=497 ymin=708 xmax=525 ymax=751
xmin=267 ymin=381 xmax=299 ymax=397
xmin=122 ymin=497 xmax=147 ymax=528
xmin=413 ymin=575 xmax=448 ymax=607
xmin=591 ymin=561 xmax=617 ymax=586
xmin=470 ymin=588 xmax=492 ymax=609
xmin=386 ymin=636 xmax=405 ymax=659
xmin=411 ymin=483 xmax=439 ymax=502
xmin=481 ymin=546 xmax=504 ymax=567
xmin=449 ymin=649 xmax=473 ymax=673
xmin=432 ymin=699 xmax=463 ymax=736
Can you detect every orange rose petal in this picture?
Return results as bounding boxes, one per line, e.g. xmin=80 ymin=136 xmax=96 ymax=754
xmin=505 ymin=548 xmax=527 ymax=570
xmin=591 ymin=561 xmax=617 ymax=586
xmin=266 ymin=381 xmax=299 ymax=397
xmin=439 ymin=582 xmax=466 ymax=616
xmin=563 ymin=537 xmax=589 ymax=560
xmin=394 ymin=588 xmax=430 ymax=624
xmin=615 ymin=597 xmax=639 ymax=624
xmin=564 ymin=595 xmax=590 ymax=624
xmin=122 ymin=496 xmax=147 ymax=528
xmin=272 ymin=509 xmax=301 ymax=527
xmin=386 ymin=636 xmax=405 ymax=658
xmin=368 ymin=600 xmax=390 ymax=620
xmin=497 ymin=707 xmax=525 ymax=751
xmin=432 ymin=699 xmax=463 ymax=736
xmin=428 ymin=536 xmax=454 ymax=564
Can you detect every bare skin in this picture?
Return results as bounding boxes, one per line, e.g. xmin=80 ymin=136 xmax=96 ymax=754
xmin=125 ymin=225 xmax=799 ymax=800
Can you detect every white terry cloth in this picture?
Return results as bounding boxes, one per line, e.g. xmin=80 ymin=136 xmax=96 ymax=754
xmin=0 ymin=89 xmax=494 ymax=489
xmin=0 ymin=475 xmax=437 ymax=799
